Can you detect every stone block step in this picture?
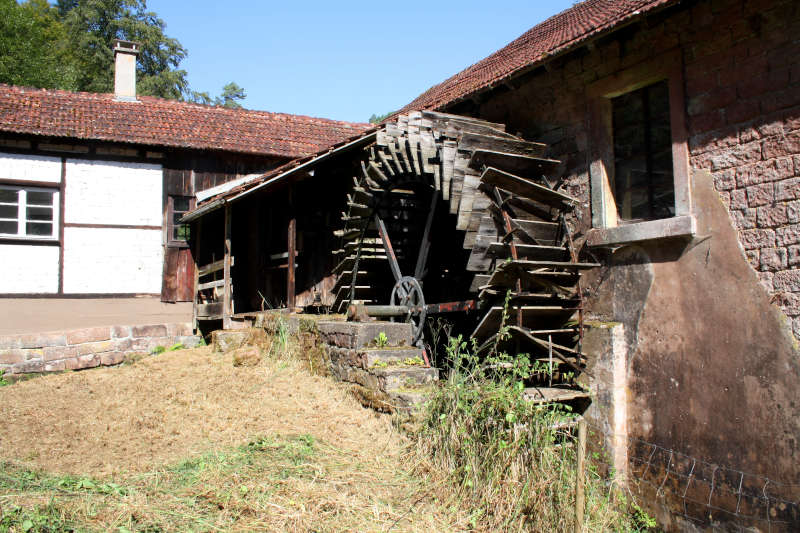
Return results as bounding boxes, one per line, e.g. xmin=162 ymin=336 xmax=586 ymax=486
xmin=349 ymin=384 xmax=437 ymax=414
xmin=373 ymin=365 xmax=439 ymax=391
xmin=317 ymin=320 xmax=413 ymax=349
xmin=364 ymin=347 xmax=425 ymax=367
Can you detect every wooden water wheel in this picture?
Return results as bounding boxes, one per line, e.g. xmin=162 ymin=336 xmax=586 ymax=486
xmin=333 ymin=111 xmax=598 ymax=401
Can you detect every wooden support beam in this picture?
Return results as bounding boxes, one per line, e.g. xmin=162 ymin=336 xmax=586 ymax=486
xmin=192 ymin=217 xmax=202 ymax=333
xmin=223 ymin=203 xmax=232 ymax=329
xmin=287 ymin=216 xmax=296 ymax=311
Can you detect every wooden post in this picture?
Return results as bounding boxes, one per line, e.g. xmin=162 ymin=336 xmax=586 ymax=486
xmin=287 ymin=217 xmax=296 ymax=311
xmin=192 ymin=218 xmax=203 ymax=333
xmin=575 ymin=417 xmax=587 ymax=533
xmin=223 ymin=203 xmax=232 ymax=329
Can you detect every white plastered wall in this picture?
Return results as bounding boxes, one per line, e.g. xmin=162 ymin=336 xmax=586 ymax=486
xmin=63 ymin=227 xmax=163 ymax=293
xmin=62 ymin=159 xmax=163 ymax=294
xmin=0 ymin=153 xmax=62 ymax=183
xmin=0 ymin=245 xmax=59 ymax=293
xmin=64 ymin=159 xmax=162 ymax=226
xmin=0 ymin=153 xmax=62 ymax=293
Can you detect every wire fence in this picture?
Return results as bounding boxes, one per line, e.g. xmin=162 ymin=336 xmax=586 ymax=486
xmin=582 ymin=419 xmax=800 ymax=531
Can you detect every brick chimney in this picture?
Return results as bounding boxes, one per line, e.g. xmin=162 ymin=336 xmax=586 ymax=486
xmin=113 ymin=39 xmax=140 ymax=101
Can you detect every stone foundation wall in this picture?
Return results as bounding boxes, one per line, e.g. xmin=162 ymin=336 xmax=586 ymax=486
xmin=0 ymin=322 xmax=200 ymax=376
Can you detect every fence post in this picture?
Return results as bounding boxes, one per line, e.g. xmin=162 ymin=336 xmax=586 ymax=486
xmin=576 ymin=417 xmax=587 ymax=533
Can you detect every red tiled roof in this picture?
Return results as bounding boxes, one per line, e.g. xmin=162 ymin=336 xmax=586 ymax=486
xmin=400 ymin=0 xmax=678 ymax=113
xmin=0 ymin=84 xmax=371 ymax=158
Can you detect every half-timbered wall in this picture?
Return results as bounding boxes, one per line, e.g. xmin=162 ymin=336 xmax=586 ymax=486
xmin=0 ymin=138 xmax=288 ymax=300
xmin=63 ymin=159 xmax=163 ymax=294
xmin=0 ymin=153 xmax=62 ymax=294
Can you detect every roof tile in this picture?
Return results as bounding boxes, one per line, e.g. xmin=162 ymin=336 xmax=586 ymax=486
xmin=0 ymin=84 xmax=371 ymax=158
xmin=400 ymin=0 xmax=677 ymax=113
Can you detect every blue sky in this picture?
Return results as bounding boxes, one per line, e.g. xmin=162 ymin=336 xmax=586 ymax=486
xmin=147 ymin=1 xmax=576 ymax=123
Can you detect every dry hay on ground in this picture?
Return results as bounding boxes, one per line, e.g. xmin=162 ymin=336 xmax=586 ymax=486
xmin=0 ymin=346 xmax=463 ymax=531
xmin=0 ymin=347 xmax=397 ymax=477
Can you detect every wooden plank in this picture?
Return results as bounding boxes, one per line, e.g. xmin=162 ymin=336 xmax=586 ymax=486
xmin=223 ymin=204 xmax=232 ymax=328
xmin=485 ymin=243 xmax=569 ymax=261
xmin=161 ymin=247 xmax=179 ymax=303
xmin=466 ymin=234 xmax=494 ymax=272
xmin=481 ymin=167 xmax=578 ymax=208
xmin=406 ymin=135 xmax=421 ymax=175
xmin=332 ymin=270 xmax=368 ymax=292
xmin=459 ymin=132 xmax=547 ymax=158
xmin=485 ymin=265 xmax=579 ymax=292
xmin=288 ymin=216 xmax=296 ymax=310
xmin=421 ymin=110 xmax=507 ymax=131
xmin=176 ymin=248 xmax=195 ymax=302
xmin=198 ymin=256 xmax=234 ymax=277
xmin=389 ymin=139 xmax=410 ymax=174
xmin=366 ymin=160 xmax=389 ymax=184
xmin=470 ymin=149 xmax=561 ymax=176
xmin=197 ymin=302 xmax=224 ymax=318
xmin=456 ymin=168 xmax=481 ymax=230
xmin=509 ymin=260 xmax=600 ymax=270
xmin=347 ymin=202 xmax=372 ymax=217
xmin=333 ymin=255 xmax=389 ymax=274
xmin=441 ymin=140 xmax=456 ymax=200
xmin=465 ymin=216 xmax=499 ymax=271
xmin=523 ymin=387 xmax=589 ymax=404
xmin=508 ymin=217 xmax=560 ymax=244
xmin=419 ymin=134 xmax=436 ymax=176
xmin=192 ymin=217 xmax=202 ymax=332
xmin=198 ymin=278 xmax=225 ymax=291
xmin=469 ymin=274 xmax=490 ymax=293
xmin=473 ymin=306 xmax=578 ymax=338
xmin=376 ymin=148 xmax=397 ymax=176
xmin=450 ymin=154 xmax=467 ymax=214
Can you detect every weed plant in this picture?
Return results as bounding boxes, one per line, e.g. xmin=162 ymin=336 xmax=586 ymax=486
xmin=413 ymin=302 xmax=652 ymax=531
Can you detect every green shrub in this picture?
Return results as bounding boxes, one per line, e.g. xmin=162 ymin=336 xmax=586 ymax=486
xmin=413 ymin=330 xmax=648 ymax=531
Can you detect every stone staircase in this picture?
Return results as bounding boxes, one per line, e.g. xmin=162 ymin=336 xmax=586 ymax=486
xmin=317 ymin=320 xmax=439 ymax=413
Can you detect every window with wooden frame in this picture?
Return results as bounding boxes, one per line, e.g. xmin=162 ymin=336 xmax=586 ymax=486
xmin=167 ymin=195 xmax=193 ymax=246
xmin=586 ymin=51 xmax=695 ymax=246
xmin=0 ymin=185 xmax=59 ymax=240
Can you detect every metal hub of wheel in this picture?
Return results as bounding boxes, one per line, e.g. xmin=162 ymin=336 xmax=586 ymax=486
xmin=390 ymin=276 xmax=426 ymax=346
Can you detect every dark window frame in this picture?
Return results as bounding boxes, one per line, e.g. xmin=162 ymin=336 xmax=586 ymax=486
xmin=166 ymin=194 xmax=194 ymax=248
xmin=586 ymin=50 xmax=694 ymax=246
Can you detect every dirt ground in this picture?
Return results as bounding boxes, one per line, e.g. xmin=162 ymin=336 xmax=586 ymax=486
xmin=0 ymin=346 xmax=463 ymax=531
xmin=0 ymin=347 xmax=402 ymax=476
xmin=0 ymin=297 xmax=192 ymax=335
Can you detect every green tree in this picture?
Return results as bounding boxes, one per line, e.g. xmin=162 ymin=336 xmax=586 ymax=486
xmin=0 ymin=0 xmax=77 ymax=89
xmin=58 ymin=0 xmax=189 ymax=99
xmin=190 ymin=82 xmax=247 ymax=109
xmin=368 ymin=110 xmax=394 ymax=124
xmin=1 ymin=0 xmax=247 ymax=106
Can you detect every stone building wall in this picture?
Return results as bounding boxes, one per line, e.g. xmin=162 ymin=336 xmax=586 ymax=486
xmin=454 ymin=0 xmax=800 ymax=331
xmin=443 ymin=0 xmax=800 ymax=528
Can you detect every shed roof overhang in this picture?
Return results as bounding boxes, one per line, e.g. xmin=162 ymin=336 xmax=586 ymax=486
xmin=182 ymin=130 xmax=377 ymax=223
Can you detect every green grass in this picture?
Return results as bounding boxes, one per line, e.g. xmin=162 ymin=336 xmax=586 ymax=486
xmin=411 ymin=333 xmax=658 ymax=532
xmin=0 ymin=434 xmax=374 ymax=532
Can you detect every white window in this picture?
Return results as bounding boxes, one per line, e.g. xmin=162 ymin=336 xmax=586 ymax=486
xmin=0 ymin=185 xmax=59 ymax=240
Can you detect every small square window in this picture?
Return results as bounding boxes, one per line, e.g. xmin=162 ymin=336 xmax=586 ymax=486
xmin=168 ymin=195 xmax=193 ymax=245
xmin=0 ymin=185 xmax=58 ymax=240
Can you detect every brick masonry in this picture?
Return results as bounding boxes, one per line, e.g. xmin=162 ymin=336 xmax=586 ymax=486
xmin=460 ymin=0 xmax=800 ymax=335
xmin=0 ymin=322 xmax=200 ymax=376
